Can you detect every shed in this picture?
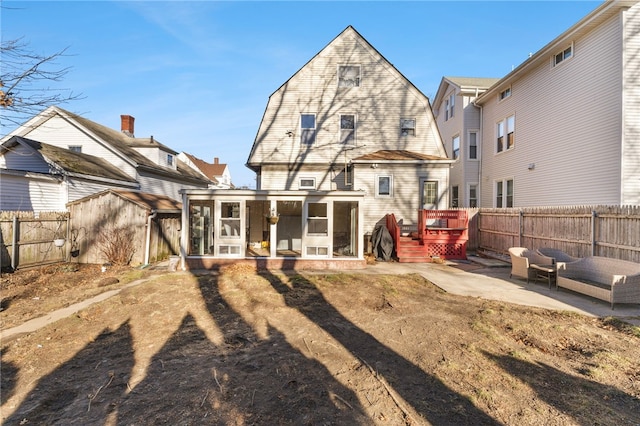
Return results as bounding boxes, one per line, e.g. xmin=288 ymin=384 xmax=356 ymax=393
xmin=66 ymin=189 xmax=181 ymax=266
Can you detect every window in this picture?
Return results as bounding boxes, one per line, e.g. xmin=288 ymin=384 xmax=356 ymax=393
xmin=506 ymin=115 xmax=515 ymax=149
xmin=338 ymin=65 xmax=360 ymax=87
xmin=451 ymin=185 xmax=459 ymax=208
xmin=220 ymin=202 xmax=240 ymax=238
xmin=495 ymin=179 xmax=514 ymax=207
xmin=452 ymin=135 xmax=460 ymax=160
xmin=469 ymin=184 xmax=478 ymax=208
xmin=301 ymin=114 xmax=316 ymax=145
xmin=445 ymin=93 xmax=455 ymax=120
xmin=306 ymin=246 xmax=329 ymax=256
xmin=496 ymin=115 xmax=515 ymax=153
xmin=553 ymin=44 xmax=573 ymax=67
xmin=468 ymin=131 xmax=478 ymax=160
xmin=167 ymin=154 xmax=174 ymax=166
xmin=499 ymin=87 xmax=511 ymax=100
xmin=340 ymin=114 xmax=356 ymax=145
xmin=307 ymin=202 xmax=328 ymax=235
xmin=376 ymin=175 xmax=392 ymax=197
xmin=400 ymin=119 xmax=415 ymax=136
xmin=68 ymin=145 xmax=82 ymax=153
xmin=299 ymin=177 xmax=316 ymax=190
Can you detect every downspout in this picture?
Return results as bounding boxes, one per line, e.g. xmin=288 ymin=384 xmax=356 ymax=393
xmin=144 ymin=209 xmax=158 ymax=266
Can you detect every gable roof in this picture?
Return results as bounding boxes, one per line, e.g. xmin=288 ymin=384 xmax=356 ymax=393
xmin=7 ymin=106 xmax=210 ymax=184
xmin=1 ymin=136 xmax=137 ymax=183
xmin=67 ymin=189 xmax=181 ymax=213
xmin=181 ymin=152 xmax=227 ymax=182
xmin=433 ymin=76 xmax=500 ymax=109
xmin=476 ymin=0 xmax=638 ymax=104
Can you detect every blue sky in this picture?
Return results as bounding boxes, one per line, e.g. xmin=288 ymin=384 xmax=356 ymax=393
xmin=2 ymin=1 xmax=601 ymax=188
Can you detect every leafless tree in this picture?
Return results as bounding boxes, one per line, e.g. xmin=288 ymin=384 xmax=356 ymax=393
xmin=1 ymin=37 xmax=83 ymax=128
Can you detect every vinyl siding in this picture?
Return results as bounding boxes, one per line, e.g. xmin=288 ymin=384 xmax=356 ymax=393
xmin=0 ymin=144 xmax=52 ymax=173
xmin=248 ymin=28 xmax=444 ymax=174
xmin=0 ymin=174 xmax=64 ymax=211
xmin=480 ymin=12 xmax=624 ymax=207
xmin=355 ymin=164 xmax=448 ymax=233
xmin=623 ymin=3 xmax=640 ymax=204
xmin=23 ymin=115 xmax=138 ymax=178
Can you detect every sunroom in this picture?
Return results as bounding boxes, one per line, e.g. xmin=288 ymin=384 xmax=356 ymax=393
xmin=178 ymin=189 xmax=366 ymax=270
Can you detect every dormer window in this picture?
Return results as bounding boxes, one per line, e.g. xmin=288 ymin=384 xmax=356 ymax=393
xmin=167 ymin=153 xmax=174 ymax=166
xmin=553 ymin=44 xmax=573 ymax=67
xmin=338 ymin=65 xmax=360 ymax=88
xmin=400 ymin=119 xmax=415 ymax=136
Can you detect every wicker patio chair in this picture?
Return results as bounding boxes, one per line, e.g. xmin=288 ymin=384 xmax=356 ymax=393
xmin=536 ymin=248 xmax=581 ymax=265
xmin=508 ymin=247 xmax=555 ymax=283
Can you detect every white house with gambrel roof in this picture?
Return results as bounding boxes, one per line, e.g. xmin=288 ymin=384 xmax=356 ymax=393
xmin=246 ymin=25 xmax=451 ymax=232
xmin=473 ymin=0 xmax=640 ymax=207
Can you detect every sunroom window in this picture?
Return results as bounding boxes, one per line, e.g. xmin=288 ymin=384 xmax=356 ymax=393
xmin=220 ymin=202 xmax=240 ymax=237
xmin=307 ymin=202 xmax=328 ymax=235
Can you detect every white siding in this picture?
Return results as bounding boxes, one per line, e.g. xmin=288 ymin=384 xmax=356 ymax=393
xmin=623 ymin=3 xmax=640 ymax=204
xmin=0 ymin=174 xmax=64 ymax=211
xmin=249 ymin=28 xmax=445 ymax=175
xmin=1 ymin=144 xmax=52 ymax=173
xmin=354 ymin=164 xmax=448 ymax=233
xmin=22 ymin=115 xmax=138 ymax=178
xmin=480 ymin=12 xmax=625 ymax=207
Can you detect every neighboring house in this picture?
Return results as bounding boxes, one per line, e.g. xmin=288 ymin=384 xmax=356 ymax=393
xmin=1 ymin=106 xmax=212 ymax=205
xmin=473 ymin=0 xmax=640 ymax=207
xmin=0 ymin=136 xmax=138 ymax=211
xmin=177 ymin=153 xmax=234 ymax=189
xmin=179 ymin=25 xmax=451 ymax=269
xmin=432 ymin=77 xmax=499 ymax=208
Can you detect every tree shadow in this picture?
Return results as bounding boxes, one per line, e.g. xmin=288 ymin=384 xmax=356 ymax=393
xmin=1 ymin=348 xmax=19 ymax=405
xmin=483 ymin=350 xmax=640 ymax=425
xmin=114 ymin=273 xmax=370 ymax=424
xmin=3 ymin=321 xmax=135 ymax=425
xmin=263 ymin=270 xmax=502 ymax=425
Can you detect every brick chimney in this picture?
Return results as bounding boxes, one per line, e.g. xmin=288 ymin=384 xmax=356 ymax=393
xmin=120 ymin=115 xmax=135 ymax=137
xmin=214 ymin=157 xmax=219 ymax=164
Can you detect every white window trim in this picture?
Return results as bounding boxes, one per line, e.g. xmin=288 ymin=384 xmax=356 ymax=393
xmin=495 ymin=115 xmax=515 ymax=154
xmin=339 ymin=113 xmax=356 ymax=145
xmin=400 ymin=118 xmax=416 ymax=136
xmin=452 ymin=134 xmax=460 ymax=160
xmin=494 ymin=178 xmax=514 ymax=208
xmin=467 ymin=183 xmax=479 ymax=208
xmin=299 ymin=177 xmax=316 ymax=190
xmin=300 ymin=113 xmax=316 ymax=145
xmin=498 ymin=86 xmax=511 ymax=101
xmin=552 ymin=42 xmax=574 ymax=67
xmin=375 ymin=174 xmax=393 ymax=198
xmin=338 ymin=64 xmax=361 ymax=88
xmin=467 ymin=130 xmax=479 ymax=161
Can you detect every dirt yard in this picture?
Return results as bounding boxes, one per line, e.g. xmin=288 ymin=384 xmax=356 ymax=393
xmin=1 ymin=262 xmax=640 ymax=425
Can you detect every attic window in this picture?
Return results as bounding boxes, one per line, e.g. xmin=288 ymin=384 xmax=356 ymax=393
xmin=68 ymin=145 xmax=82 ymax=153
xmin=553 ymin=44 xmax=573 ymax=67
xmin=400 ymin=119 xmax=415 ymax=136
xmin=338 ymin=65 xmax=360 ymax=88
xmin=167 ymin=154 xmax=174 ymax=166
xmin=499 ymin=87 xmax=511 ymax=100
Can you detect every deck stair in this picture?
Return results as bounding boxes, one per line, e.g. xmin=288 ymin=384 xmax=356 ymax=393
xmin=386 ymin=210 xmax=469 ymax=263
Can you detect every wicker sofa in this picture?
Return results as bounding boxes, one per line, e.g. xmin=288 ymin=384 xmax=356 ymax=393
xmin=556 ymin=256 xmax=640 ymax=309
xmin=508 ymin=247 xmax=555 ymax=283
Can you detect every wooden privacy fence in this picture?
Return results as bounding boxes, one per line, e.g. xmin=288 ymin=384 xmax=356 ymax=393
xmin=0 ymin=211 xmax=69 ymax=270
xmin=472 ymin=205 xmax=640 ymax=263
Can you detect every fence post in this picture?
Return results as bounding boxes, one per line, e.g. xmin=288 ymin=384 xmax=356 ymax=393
xmin=11 ymin=216 xmax=18 ymax=270
xmin=519 ymin=210 xmax=524 ymax=247
xmin=591 ymin=210 xmax=596 ymax=256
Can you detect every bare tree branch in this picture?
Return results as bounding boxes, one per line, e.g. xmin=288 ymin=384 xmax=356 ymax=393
xmin=1 ymin=37 xmax=84 ymax=129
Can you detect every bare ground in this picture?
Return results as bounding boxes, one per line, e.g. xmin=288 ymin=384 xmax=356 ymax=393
xmin=1 ymin=262 xmax=640 ymax=425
